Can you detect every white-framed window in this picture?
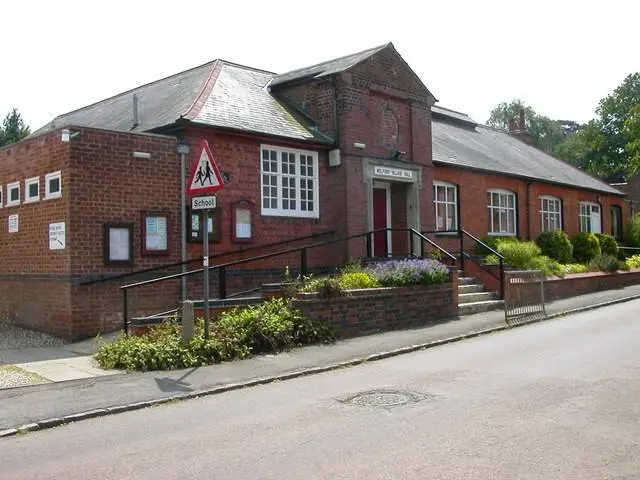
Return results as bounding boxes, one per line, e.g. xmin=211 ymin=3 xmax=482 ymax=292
xmin=45 ymin=171 xmax=62 ymax=200
xmin=433 ymin=181 xmax=458 ymax=231
xmin=260 ymin=145 xmax=319 ymax=218
xmin=25 ymin=177 xmax=40 ymax=203
xmin=579 ymin=202 xmax=601 ymax=233
xmin=6 ymin=182 xmax=20 ymax=207
xmin=540 ymin=196 xmax=562 ymax=232
xmin=487 ymin=189 xmax=516 ymax=235
xmin=0 ymin=185 xmax=3 ymax=208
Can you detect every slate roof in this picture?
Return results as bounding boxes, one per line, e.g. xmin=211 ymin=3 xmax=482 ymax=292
xmin=32 ymin=61 xmax=334 ymax=144
xmin=431 ymin=111 xmax=623 ymax=195
xmin=270 ymin=44 xmax=389 ymax=87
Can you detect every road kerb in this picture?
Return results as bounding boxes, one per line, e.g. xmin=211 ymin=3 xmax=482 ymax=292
xmin=2 ymin=293 xmax=639 ymax=438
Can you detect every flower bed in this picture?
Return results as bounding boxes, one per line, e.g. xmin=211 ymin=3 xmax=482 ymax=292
xmin=295 ymin=261 xmax=458 ymax=338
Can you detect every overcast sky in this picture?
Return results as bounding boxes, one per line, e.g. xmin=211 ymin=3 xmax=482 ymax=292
xmin=2 ymin=0 xmax=638 ymax=132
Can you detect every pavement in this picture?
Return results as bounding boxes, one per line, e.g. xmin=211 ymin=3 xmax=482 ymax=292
xmin=1 ymin=283 xmax=640 ymax=436
xmin=2 ymin=300 xmax=639 ymax=479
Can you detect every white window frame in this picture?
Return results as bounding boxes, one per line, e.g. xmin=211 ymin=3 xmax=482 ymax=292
xmin=6 ymin=181 xmax=20 ymax=207
xmin=260 ymin=145 xmax=319 ymax=219
xmin=433 ymin=181 xmax=458 ymax=232
xmin=45 ymin=171 xmax=62 ymax=200
xmin=0 ymin=185 xmax=3 ymax=208
xmin=25 ymin=177 xmax=40 ymax=203
xmin=487 ymin=189 xmax=517 ymax=236
xmin=579 ymin=201 xmax=601 ymax=233
xmin=539 ymin=196 xmax=562 ymax=232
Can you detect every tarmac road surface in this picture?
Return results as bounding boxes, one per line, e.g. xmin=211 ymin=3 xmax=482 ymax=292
xmin=2 ymin=300 xmax=639 ymax=479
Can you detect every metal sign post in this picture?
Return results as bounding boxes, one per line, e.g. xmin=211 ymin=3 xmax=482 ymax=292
xmin=202 ymin=208 xmax=210 ymax=340
xmin=186 ymin=140 xmax=225 ymax=342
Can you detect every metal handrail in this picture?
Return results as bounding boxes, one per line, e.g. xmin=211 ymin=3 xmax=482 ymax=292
xmin=120 ymin=227 xmax=457 ymax=333
xmin=458 ymin=229 xmax=505 ymax=299
xmin=82 ymin=230 xmax=335 ymax=285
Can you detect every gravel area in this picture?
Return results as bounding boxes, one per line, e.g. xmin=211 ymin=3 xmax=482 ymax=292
xmin=0 ymin=364 xmax=49 ymax=388
xmin=0 ymin=321 xmax=66 ymax=350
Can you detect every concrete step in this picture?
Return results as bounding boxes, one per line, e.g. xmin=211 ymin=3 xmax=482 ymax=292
xmin=459 ymin=299 xmax=505 ymax=315
xmin=458 ymin=276 xmax=478 ymax=285
xmin=458 ymin=291 xmax=498 ymax=303
xmin=458 ymin=284 xmax=484 ymax=294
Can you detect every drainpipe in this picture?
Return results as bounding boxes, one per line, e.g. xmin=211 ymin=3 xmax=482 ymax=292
xmin=526 ymin=181 xmax=532 ymax=239
xmin=177 ymin=139 xmax=190 ymax=301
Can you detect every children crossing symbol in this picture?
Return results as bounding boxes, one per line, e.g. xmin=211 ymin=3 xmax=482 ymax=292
xmin=186 ymin=141 xmax=224 ymax=196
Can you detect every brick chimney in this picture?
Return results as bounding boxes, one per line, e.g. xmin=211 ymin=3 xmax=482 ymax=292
xmin=508 ymin=108 xmax=534 ymax=146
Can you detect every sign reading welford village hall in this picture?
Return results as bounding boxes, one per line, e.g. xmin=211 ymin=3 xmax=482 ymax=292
xmin=373 ymin=166 xmax=414 ymax=180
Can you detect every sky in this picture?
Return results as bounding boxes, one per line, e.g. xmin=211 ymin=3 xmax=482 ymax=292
xmin=2 ymin=0 xmax=639 ymax=132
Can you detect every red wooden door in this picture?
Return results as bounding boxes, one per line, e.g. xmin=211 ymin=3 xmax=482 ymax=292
xmin=373 ymin=188 xmax=388 ymax=257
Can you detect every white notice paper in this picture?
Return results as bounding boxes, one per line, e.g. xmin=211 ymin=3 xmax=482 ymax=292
xmin=49 ymin=222 xmax=66 ymax=250
xmin=109 ymin=227 xmax=130 ymax=261
xmin=8 ymin=215 xmax=18 ymax=233
xmin=145 ymin=216 xmax=167 ymax=251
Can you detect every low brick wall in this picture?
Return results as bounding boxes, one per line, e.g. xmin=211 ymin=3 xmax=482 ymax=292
xmin=544 ymin=270 xmax=640 ymax=301
xmin=294 ymin=274 xmax=458 ymax=338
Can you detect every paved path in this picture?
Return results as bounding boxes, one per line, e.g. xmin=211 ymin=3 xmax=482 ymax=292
xmin=2 ymin=301 xmax=638 ymax=479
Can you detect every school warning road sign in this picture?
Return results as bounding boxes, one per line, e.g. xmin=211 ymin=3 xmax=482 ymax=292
xmin=186 ymin=140 xmax=225 ymax=196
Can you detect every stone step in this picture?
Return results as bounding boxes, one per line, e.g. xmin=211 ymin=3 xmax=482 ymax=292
xmin=459 ymin=299 xmax=504 ymax=315
xmin=458 ymin=291 xmax=498 ymax=303
xmin=458 ymin=284 xmax=484 ymax=294
xmin=458 ymin=276 xmax=477 ymax=285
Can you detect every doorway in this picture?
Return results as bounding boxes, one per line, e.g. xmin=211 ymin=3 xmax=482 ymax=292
xmin=372 ymin=182 xmax=391 ymax=257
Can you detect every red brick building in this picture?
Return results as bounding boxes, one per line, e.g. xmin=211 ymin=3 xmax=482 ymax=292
xmin=0 ymin=43 xmax=628 ymax=339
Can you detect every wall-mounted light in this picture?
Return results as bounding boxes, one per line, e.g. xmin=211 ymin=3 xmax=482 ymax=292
xmin=132 ymin=151 xmax=151 ymax=159
xmin=60 ymin=129 xmax=80 ymax=143
xmin=353 ymin=142 xmax=366 ymax=149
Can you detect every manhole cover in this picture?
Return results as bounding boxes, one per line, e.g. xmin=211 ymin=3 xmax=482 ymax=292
xmin=341 ymin=389 xmax=434 ymax=408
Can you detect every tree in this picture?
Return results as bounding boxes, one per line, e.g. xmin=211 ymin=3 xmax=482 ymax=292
xmin=585 ymin=73 xmax=640 ymax=178
xmin=0 ymin=108 xmax=31 ymax=147
xmin=487 ymin=100 xmax=566 ymax=153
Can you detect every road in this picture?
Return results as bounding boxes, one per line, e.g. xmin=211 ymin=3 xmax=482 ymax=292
xmin=2 ymin=301 xmax=639 ymax=479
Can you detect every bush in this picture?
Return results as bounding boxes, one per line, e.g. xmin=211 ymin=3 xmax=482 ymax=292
xmin=529 ymin=255 xmax=565 ymax=278
xmin=366 ymin=258 xmax=449 ymax=287
xmin=625 ymin=254 xmax=640 ymax=269
xmin=301 ymin=277 xmax=344 ymax=297
xmin=536 ymin=230 xmax=573 ymax=264
xmin=563 ymin=263 xmax=588 ymax=275
xmin=337 ymin=272 xmax=380 ymax=290
xmin=475 ymin=236 xmax=517 ymax=256
xmin=628 ymin=214 xmax=640 ymax=247
xmin=496 ymin=241 xmax=541 ymax=269
xmin=94 ymin=298 xmax=334 ymax=371
xmin=570 ymin=232 xmax=601 ymax=263
xmin=594 ymin=233 xmax=618 ymax=256
xmin=484 ymin=254 xmax=500 ymax=265
xmin=588 ymin=254 xmax=619 ymax=273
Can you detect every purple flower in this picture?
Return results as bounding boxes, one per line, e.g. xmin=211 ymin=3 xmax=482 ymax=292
xmin=366 ymin=259 xmax=449 ymax=286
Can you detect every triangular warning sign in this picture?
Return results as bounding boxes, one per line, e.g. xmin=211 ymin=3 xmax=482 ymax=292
xmin=186 ymin=140 xmax=225 ymax=196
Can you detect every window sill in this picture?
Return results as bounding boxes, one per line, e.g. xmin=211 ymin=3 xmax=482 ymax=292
xmin=487 ymin=232 xmax=516 ymax=237
xmin=44 ymin=194 xmax=62 ymax=201
xmin=434 ymin=231 xmax=459 ymax=237
xmin=5 ymin=202 xmax=20 ymax=208
xmin=24 ymin=198 xmax=40 ymax=204
xmin=262 ymin=210 xmax=319 ymax=220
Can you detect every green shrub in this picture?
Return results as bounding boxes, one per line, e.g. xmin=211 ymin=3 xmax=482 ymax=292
xmin=529 ymin=255 xmax=565 ymax=278
xmin=625 ymin=254 xmax=640 ymax=269
xmin=337 ymin=272 xmax=380 ymax=290
xmin=484 ymin=254 xmax=500 ymax=265
xmin=588 ymin=254 xmax=619 ymax=273
xmin=570 ymin=232 xmax=601 ymax=263
xmin=497 ymin=240 xmax=541 ymax=269
xmin=94 ymin=298 xmax=334 ymax=371
xmin=618 ymin=261 xmax=631 ymax=271
xmin=627 ymin=214 xmax=640 ymax=247
xmin=563 ymin=263 xmax=588 ymax=275
xmin=594 ymin=233 xmax=618 ymax=256
xmin=426 ymin=249 xmax=443 ymax=261
xmin=536 ymin=230 xmax=573 ymax=264
xmin=475 ymin=236 xmax=517 ymax=256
